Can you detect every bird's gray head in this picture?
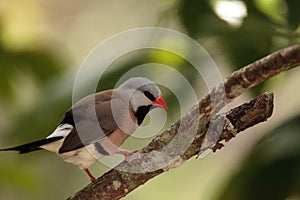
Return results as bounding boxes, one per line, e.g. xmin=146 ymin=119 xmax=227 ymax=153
xmin=117 ymin=77 xmax=167 ymax=125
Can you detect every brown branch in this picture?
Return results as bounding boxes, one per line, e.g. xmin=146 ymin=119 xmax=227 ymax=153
xmin=67 ymin=45 xmax=300 ymax=200
xmin=68 ymin=93 xmax=274 ymax=200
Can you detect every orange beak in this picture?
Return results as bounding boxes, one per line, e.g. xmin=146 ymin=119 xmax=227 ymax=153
xmin=152 ymin=96 xmax=168 ymax=110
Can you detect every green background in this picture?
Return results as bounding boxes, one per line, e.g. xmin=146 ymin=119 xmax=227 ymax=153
xmin=0 ymin=0 xmax=300 ymax=199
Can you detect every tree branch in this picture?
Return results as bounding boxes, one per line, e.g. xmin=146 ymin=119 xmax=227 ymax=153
xmin=68 ymin=93 xmax=273 ymax=200
xmin=67 ymin=45 xmax=300 ymax=200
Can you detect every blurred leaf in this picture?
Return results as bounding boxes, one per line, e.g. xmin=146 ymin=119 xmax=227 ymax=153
xmin=0 ymin=41 xmax=65 ymax=101
xmin=219 ymin=14 xmax=274 ymax=67
xmin=215 ymin=115 xmax=300 ymax=200
xmin=177 ymin=0 xmax=278 ymax=96
xmin=284 ymin=0 xmax=300 ymax=30
xmin=177 ymin=0 xmax=229 ymax=38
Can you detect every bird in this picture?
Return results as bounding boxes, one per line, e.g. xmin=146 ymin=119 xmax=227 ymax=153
xmin=0 ymin=77 xmax=167 ymax=182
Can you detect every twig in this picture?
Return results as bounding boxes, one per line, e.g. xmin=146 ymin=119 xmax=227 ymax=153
xmin=67 ymin=45 xmax=300 ymax=200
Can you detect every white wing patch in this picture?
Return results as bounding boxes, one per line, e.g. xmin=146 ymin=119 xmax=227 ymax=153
xmin=42 ymin=123 xmax=103 ymax=168
xmin=41 ymin=124 xmax=73 ymax=153
xmin=46 ymin=124 xmax=73 ymax=138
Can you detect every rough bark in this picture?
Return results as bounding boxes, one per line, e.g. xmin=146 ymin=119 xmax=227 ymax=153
xmin=67 ymin=45 xmax=300 ymax=200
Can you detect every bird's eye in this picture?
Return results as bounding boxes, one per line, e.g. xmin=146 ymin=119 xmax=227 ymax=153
xmin=143 ymin=91 xmax=155 ymax=101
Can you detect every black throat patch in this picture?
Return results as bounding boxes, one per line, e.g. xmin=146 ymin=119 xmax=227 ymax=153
xmin=135 ymin=105 xmax=152 ymax=125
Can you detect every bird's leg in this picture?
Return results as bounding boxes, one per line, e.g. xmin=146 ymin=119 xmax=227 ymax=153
xmin=115 ymin=150 xmax=138 ymax=161
xmin=84 ymin=168 xmax=96 ymax=182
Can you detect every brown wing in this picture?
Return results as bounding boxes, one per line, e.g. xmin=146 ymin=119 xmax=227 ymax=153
xmin=59 ymin=90 xmax=119 ymax=154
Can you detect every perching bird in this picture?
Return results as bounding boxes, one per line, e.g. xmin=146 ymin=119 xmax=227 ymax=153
xmin=0 ymin=77 xmax=167 ymax=181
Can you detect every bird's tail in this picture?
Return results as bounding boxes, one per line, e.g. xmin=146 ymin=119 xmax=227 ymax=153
xmin=0 ymin=136 xmax=63 ymax=154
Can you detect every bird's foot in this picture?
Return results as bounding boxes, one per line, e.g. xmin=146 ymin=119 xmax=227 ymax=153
xmin=115 ymin=150 xmax=138 ymax=161
xmin=84 ymin=168 xmax=96 ymax=182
